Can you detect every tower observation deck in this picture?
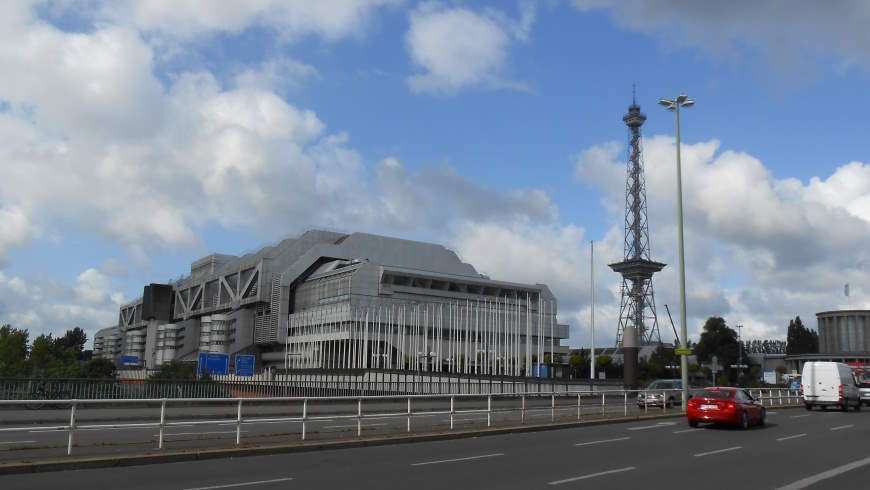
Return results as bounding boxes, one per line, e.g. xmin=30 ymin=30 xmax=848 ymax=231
xmin=609 ymin=90 xmax=665 ymax=347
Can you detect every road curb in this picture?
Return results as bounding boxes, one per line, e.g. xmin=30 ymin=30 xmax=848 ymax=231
xmin=0 ymin=405 xmax=804 ymax=475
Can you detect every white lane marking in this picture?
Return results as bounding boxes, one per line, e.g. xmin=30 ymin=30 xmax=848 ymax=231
xmin=774 ymin=455 xmax=870 ymax=490
xmin=694 ymin=446 xmax=742 ymax=457
xmin=547 ymin=466 xmax=636 ymax=485
xmin=575 ymin=437 xmax=630 ymax=446
xmin=322 ymin=423 xmax=388 ymax=429
xmin=154 ymin=431 xmax=248 ymax=437
xmin=183 ymin=477 xmax=294 ymax=490
xmin=673 ymin=428 xmax=703 ymax=434
xmin=767 ymin=411 xmax=778 ymax=415
xmin=0 ymin=440 xmax=36 ymax=445
xmin=831 ymin=424 xmax=854 ymax=431
xmin=627 ymin=422 xmax=676 ymax=431
xmin=411 ymin=453 xmax=504 ymax=466
xmin=777 ymin=433 xmax=808 ymax=442
xmin=790 ymin=414 xmax=811 ymax=419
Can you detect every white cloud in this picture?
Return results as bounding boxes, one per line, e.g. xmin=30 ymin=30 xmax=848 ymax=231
xmin=0 ymin=206 xmax=32 ymax=267
xmin=0 ymin=268 xmax=123 ymax=344
xmin=406 ymin=2 xmax=534 ymax=94
xmin=571 ymin=1 xmax=870 ymax=75
xmin=96 ymin=0 xmax=403 ymax=42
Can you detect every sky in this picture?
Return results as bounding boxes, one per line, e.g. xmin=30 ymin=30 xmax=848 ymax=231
xmin=0 ymin=0 xmax=868 ymax=349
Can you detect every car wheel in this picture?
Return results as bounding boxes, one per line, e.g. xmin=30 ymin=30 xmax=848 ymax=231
xmin=805 ymin=404 xmax=813 ymax=411
xmin=688 ymin=420 xmax=698 ymax=428
xmin=855 ymin=398 xmax=861 ymax=412
xmin=740 ymin=411 xmax=749 ymax=430
xmin=759 ymin=408 xmax=766 ymax=426
xmin=842 ymin=401 xmax=849 ymax=412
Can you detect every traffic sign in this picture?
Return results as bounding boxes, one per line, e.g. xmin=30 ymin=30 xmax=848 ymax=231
xmin=235 ymin=355 xmax=255 ymax=376
xmin=198 ymin=352 xmax=229 ymax=376
xmin=674 ymin=348 xmax=692 ymax=356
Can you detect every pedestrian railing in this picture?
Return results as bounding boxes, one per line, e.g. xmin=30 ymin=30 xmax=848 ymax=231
xmin=0 ymin=388 xmax=801 ymax=457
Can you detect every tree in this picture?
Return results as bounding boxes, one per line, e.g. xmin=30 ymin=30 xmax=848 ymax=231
xmin=694 ymin=317 xmax=741 ymax=370
xmin=56 ymin=327 xmax=88 ymax=359
xmin=149 ymin=360 xmax=198 ymax=381
xmin=0 ymin=324 xmax=29 ymax=377
xmin=81 ymin=358 xmax=117 ymax=378
xmin=646 ymin=345 xmax=678 ymax=379
xmin=786 ymin=316 xmax=819 ymax=354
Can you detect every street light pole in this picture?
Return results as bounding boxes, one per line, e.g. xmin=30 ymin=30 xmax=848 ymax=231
xmin=659 ymin=93 xmax=694 ymax=410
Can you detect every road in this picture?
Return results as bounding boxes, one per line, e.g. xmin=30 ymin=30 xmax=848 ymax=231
xmin=3 ymin=406 xmax=870 ymax=489
xmin=0 ymin=395 xmax=698 ymax=463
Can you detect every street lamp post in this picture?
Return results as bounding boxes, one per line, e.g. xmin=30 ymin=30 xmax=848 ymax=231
xmin=659 ymin=93 xmax=694 ymax=410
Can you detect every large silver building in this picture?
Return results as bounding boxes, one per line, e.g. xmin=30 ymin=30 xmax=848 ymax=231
xmin=817 ymin=310 xmax=870 ymax=354
xmin=115 ymin=230 xmax=570 ymax=374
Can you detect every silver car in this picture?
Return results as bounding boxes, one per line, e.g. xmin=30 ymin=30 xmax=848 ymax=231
xmin=637 ymin=379 xmax=682 ymax=408
xmin=859 ymin=381 xmax=870 ymax=406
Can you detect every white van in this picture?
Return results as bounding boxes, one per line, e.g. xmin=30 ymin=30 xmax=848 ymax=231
xmin=802 ymin=361 xmax=861 ymax=411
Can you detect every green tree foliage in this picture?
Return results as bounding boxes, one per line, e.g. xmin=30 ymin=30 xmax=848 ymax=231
xmin=596 ymin=355 xmax=613 ymax=369
xmin=0 ymin=324 xmax=29 ymax=376
xmin=694 ymin=317 xmax=741 ymax=369
xmin=786 ymin=316 xmax=819 ymax=354
xmin=0 ymin=325 xmax=102 ymax=378
xmin=645 ymin=345 xmax=679 ymax=380
xmin=149 ymin=360 xmax=199 ymax=381
xmin=81 ymin=358 xmax=117 ymax=378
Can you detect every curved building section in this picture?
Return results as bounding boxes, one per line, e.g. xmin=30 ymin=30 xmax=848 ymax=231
xmin=817 ymin=310 xmax=870 ymax=354
xmin=114 ymin=229 xmax=570 ymax=372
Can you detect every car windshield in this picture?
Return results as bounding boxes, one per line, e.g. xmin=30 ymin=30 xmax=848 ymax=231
xmin=695 ymin=389 xmax=734 ymax=399
xmin=647 ymin=381 xmax=677 ymax=390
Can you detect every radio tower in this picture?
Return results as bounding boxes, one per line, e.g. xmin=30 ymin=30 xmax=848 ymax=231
xmin=609 ymin=86 xmax=665 ymax=369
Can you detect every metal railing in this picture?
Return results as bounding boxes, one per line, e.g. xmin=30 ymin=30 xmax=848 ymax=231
xmin=0 ymin=372 xmax=623 ymax=400
xmin=0 ymin=388 xmax=801 ymax=457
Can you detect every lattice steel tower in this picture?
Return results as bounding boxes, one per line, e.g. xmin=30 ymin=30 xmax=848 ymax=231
xmin=609 ymin=88 xmax=665 ymax=347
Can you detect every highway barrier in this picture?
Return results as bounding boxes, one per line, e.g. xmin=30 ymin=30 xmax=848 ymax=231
xmin=0 ymin=388 xmax=801 ymax=459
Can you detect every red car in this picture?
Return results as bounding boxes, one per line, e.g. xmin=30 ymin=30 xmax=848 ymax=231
xmin=686 ymin=387 xmax=766 ymax=429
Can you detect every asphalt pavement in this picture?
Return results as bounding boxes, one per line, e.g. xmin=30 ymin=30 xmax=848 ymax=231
xmin=3 ymin=405 xmax=870 ymax=489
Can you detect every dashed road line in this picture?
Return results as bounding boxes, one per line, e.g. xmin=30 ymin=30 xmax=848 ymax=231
xmin=790 ymin=414 xmax=811 ymax=419
xmin=627 ymin=422 xmax=676 ymax=431
xmin=776 ymin=433 xmax=807 ymax=442
xmin=694 ymin=446 xmax=742 ymax=457
xmin=673 ymin=428 xmax=703 ymax=434
xmin=575 ymin=437 xmax=631 ymax=446
xmin=547 ymin=466 xmax=636 ymax=485
xmin=183 ymin=477 xmax=294 ymax=490
xmin=411 ymin=453 xmax=504 ymax=466
xmin=830 ymin=424 xmax=854 ymax=431
xmin=0 ymin=440 xmax=36 ymax=445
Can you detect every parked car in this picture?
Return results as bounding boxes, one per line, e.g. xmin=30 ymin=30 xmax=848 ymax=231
xmin=858 ymin=381 xmax=870 ymax=407
xmin=686 ymin=387 xmax=765 ymax=429
xmin=637 ymin=379 xmax=682 ymax=408
xmin=801 ymin=361 xmax=861 ymax=411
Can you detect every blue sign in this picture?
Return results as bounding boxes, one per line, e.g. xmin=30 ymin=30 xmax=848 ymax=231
xmin=120 ymin=355 xmax=139 ymax=366
xmin=197 ymin=352 xmax=229 ymax=376
xmin=235 ymin=355 xmax=255 ymax=376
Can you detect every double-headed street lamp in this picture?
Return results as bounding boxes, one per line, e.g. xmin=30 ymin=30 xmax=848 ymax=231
xmin=659 ymin=93 xmax=694 ymax=410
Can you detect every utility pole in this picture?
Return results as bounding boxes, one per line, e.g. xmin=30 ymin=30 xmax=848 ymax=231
xmin=590 ymin=240 xmax=595 ymax=381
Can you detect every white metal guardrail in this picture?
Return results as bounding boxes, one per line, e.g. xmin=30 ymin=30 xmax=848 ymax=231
xmin=0 ymin=389 xmax=801 ymax=456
